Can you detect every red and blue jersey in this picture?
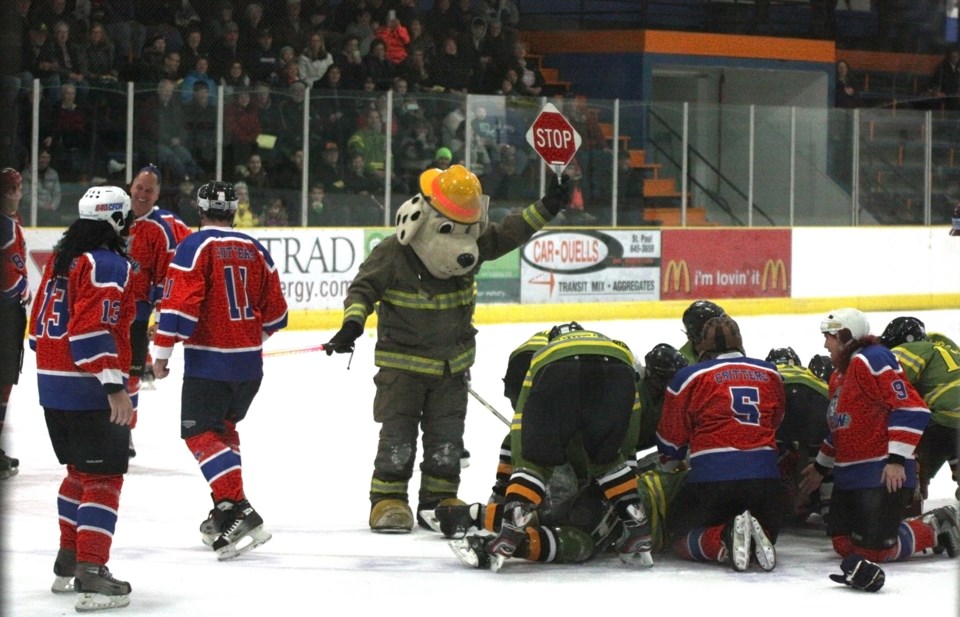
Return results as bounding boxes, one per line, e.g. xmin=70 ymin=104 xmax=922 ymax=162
xmin=153 ymin=226 xmax=288 ymax=382
xmin=815 ymin=344 xmax=930 ymax=490
xmin=127 ymin=207 xmax=176 ymax=321
xmin=0 ymin=212 xmax=28 ymax=306
xmin=29 ymin=249 xmax=134 ymax=410
xmin=157 ymin=208 xmax=192 ymax=244
xmin=656 ymin=354 xmax=785 ymax=483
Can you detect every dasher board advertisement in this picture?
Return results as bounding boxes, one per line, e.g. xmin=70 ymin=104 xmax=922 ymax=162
xmin=660 ymin=229 xmax=791 ymax=300
xmin=520 ymin=229 xmax=661 ymax=303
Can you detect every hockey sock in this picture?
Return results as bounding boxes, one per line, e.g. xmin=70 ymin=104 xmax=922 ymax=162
xmin=517 ymin=526 xmax=561 ymax=563
xmin=503 ymin=469 xmax=547 ymax=509
xmin=596 ymin=463 xmax=639 ymax=510
xmin=491 ymin=434 xmax=513 ymax=499
xmin=222 ymin=420 xmax=241 ymax=457
xmin=58 ymin=467 xmax=83 ymax=550
xmin=675 ymin=525 xmax=724 ymax=562
xmin=483 ymin=502 xmax=502 ymax=532
xmin=831 ymin=535 xmax=898 ymax=563
xmin=186 ymin=432 xmax=244 ymax=502
xmin=74 ymin=471 xmax=123 ymax=566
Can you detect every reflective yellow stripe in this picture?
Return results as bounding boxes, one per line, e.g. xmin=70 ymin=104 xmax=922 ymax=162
xmin=370 ymin=477 xmax=408 ymax=495
xmin=382 ymin=285 xmax=476 ymax=310
xmin=522 ymin=203 xmax=549 ymax=229
xmin=374 ymin=347 xmax=475 ymax=376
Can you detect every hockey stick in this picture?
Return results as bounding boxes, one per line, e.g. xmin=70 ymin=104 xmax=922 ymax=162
xmin=467 ymin=385 xmax=511 ymax=427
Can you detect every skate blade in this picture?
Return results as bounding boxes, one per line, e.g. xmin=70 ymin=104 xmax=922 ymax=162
xmin=448 ymin=539 xmax=481 ymax=568
xmin=215 ymin=526 xmax=272 ymax=561
xmin=51 ymin=575 xmax=74 ymax=594
xmin=418 ymin=510 xmax=443 ymax=533
xmin=618 ymin=551 xmax=654 ymax=568
xmin=731 ymin=513 xmax=751 ymax=572
xmin=371 ymin=526 xmax=412 ymax=534
xmin=749 ymin=516 xmax=777 ymax=571
xmin=489 ymin=553 xmax=506 ymax=573
xmin=76 ymin=591 xmax=130 ymax=612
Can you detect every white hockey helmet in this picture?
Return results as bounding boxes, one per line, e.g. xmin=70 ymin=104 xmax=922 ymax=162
xmin=78 ymin=185 xmax=132 ymax=234
xmin=820 ymin=308 xmax=870 ymax=342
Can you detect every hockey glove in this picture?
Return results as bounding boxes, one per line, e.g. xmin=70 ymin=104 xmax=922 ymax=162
xmin=324 ymin=321 xmax=363 ymax=355
xmin=486 ymin=502 xmax=534 ymax=558
xmin=540 ymin=174 xmax=572 ymax=216
xmin=829 ymin=556 xmax=885 ymax=592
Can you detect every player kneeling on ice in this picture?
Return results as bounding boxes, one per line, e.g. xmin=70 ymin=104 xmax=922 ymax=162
xmin=31 ymin=186 xmax=136 ymax=611
xmin=798 ymin=309 xmax=959 ymax=575
xmin=657 ymin=315 xmax=785 ymax=572
xmin=324 ymin=164 xmax=568 ymax=533
xmin=152 ymin=181 xmax=288 ymax=560
xmin=445 ymin=323 xmax=654 ymax=571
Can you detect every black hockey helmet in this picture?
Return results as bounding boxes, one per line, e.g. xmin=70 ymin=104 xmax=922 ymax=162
xmin=197 ymin=181 xmax=239 ymax=215
xmin=879 ymin=316 xmax=926 ymax=348
xmin=808 ymin=354 xmax=834 ymax=382
xmin=766 ymin=347 xmax=802 ymax=367
xmin=644 ymin=343 xmax=688 ymax=392
xmin=682 ymin=300 xmax=725 ymax=346
xmin=548 ymin=321 xmax=584 ymax=341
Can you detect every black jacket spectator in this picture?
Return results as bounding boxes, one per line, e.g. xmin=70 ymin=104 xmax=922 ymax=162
xmin=209 ymin=21 xmax=242 ymax=81
xmin=363 ymin=39 xmax=394 ymax=91
xmin=245 ymin=28 xmax=282 ymax=85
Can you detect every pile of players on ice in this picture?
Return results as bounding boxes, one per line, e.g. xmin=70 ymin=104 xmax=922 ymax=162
xmin=421 ymin=301 xmax=960 ymax=593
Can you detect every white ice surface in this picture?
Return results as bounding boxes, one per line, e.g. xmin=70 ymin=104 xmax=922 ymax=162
xmin=3 ymin=310 xmax=960 ymax=616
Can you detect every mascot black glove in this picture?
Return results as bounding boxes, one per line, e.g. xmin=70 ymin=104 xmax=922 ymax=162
xmin=829 ymin=556 xmax=885 ymax=592
xmin=541 ymin=174 xmax=572 ymax=215
xmin=325 ymin=321 xmax=363 ymax=356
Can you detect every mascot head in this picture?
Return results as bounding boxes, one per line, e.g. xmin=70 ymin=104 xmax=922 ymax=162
xmin=395 ymin=164 xmax=489 ymax=279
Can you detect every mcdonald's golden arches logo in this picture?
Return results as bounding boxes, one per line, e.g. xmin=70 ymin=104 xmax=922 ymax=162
xmin=761 ymin=259 xmax=787 ymax=292
xmin=663 ymin=260 xmax=690 ymax=293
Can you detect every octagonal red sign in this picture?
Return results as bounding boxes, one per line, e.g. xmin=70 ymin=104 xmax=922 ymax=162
xmin=525 ymin=102 xmax=582 ymax=172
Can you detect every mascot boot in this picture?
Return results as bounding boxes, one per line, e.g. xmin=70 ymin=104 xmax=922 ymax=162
xmin=370 ymin=499 xmax=414 ymax=533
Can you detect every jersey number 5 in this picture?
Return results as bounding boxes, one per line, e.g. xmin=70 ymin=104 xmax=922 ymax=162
xmin=729 ymin=386 xmax=761 ymax=425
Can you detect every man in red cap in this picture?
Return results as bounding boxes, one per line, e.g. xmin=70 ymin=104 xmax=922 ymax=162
xmin=0 ymin=168 xmax=28 ymax=477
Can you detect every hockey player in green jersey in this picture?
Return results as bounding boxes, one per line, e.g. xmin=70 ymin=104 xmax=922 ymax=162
xmin=443 ymin=324 xmax=655 ymax=571
xmin=764 ymin=347 xmax=831 ymax=524
xmin=880 ymin=317 xmax=960 ymax=502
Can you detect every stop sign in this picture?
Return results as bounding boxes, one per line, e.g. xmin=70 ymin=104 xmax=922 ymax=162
xmin=525 ymin=102 xmax=582 ymax=173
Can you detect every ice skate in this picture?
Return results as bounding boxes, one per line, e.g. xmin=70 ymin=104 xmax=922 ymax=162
xmin=449 ymin=534 xmax=504 ymax=571
xmin=369 ymin=499 xmax=414 ymax=533
xmin=746 ymin=511 xmax=776 ymax=571
xmin=721 ymin=510 xmax=751 ymax=572
xmin=127 ymin=434 xmax=136 ymax=459
xmin=423 ymin=500 xmax=481 ymax=538
xmin=615 ymin=503 xmax=654 ymax=567
xmin=211 ymin=500 xmax=272 ymax=560
xmin=74 ymin=562 xmax=131 ymax=612
xmin=200 ymin=497 xmax=233 ymax=547
xmin=925 ymin=505 xmax=960 ymax=558
xmin=0 ymin=448 xmax=19 ymax=479
xmin=51 ymin=548 xmax=76 ymax=593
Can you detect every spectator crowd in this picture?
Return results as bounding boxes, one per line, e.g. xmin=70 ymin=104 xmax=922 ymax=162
xmin=11 ymin=0 xmax=554 ymax=227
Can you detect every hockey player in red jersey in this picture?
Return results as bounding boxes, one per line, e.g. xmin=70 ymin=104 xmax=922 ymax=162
xmin=657 ymin=315 xmax=785 ymax=572
xmin=798 ymin=308 xmax=960 ymax=571
xmin=152 ymin=181 xmax=288 ymax=561
xmin=0 ymin=168 xmax=28 ymax=478
xmin=30 ymin=186 xmax=136 ymax=611
xmin=125 ymin=165 xmax=177 ymax=452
